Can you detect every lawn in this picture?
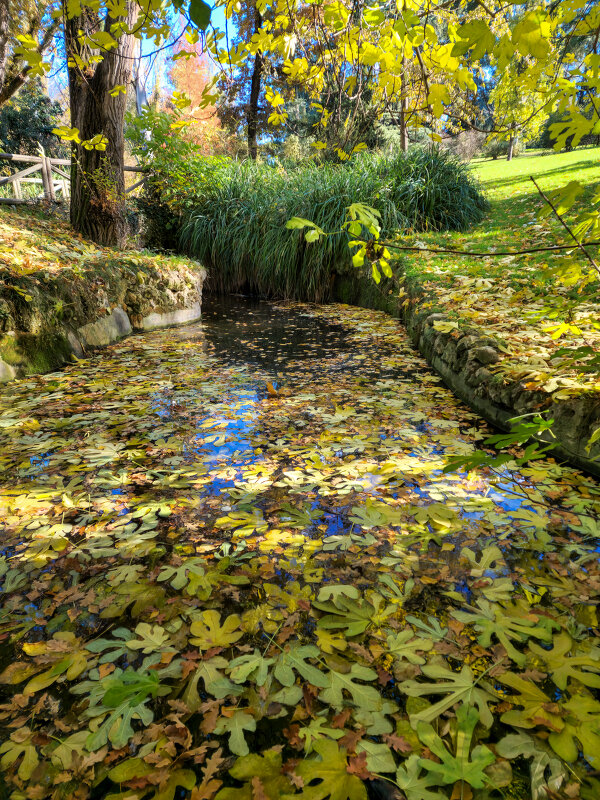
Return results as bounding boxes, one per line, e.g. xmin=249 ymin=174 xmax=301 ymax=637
xmin=397 ymin=147 xmax=600 ymax=396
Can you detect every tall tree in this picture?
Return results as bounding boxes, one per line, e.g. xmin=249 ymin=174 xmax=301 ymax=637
xmin=0 ymin=0 xmax=59 ymax=106
xmin=63 ymin=0 xmax=138 ymax=246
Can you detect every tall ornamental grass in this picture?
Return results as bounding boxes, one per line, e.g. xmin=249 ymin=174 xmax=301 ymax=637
xmin=179 ymin=148 xmax=488 ymax=301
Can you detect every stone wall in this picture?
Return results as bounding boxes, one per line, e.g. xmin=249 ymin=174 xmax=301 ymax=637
xmin=333 ymin=270 xmax=600 ymax=478
xmin=0 ymin=257 xmax=206 ymax=380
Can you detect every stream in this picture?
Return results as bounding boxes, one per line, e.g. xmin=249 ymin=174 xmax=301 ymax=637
xmin=0 ymin=298 xmax=599 ymax=799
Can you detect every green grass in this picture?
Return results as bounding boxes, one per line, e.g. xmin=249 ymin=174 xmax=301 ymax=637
xmin=397 ymin=146 xmax=600 ymax=387
xmin=178 ymin=148 xmax=487 ymax=301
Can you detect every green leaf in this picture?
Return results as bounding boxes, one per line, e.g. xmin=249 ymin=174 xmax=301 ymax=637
xmin=0 ymin=728 xmax=39 ymax=780
xmin=189 ymin=0 xmax=211 ymax=30
xmin=298 ymin=715 xmax=345 ymax=753
xmin=283 ymin=739 xmax=367 ymax=800
xmin=319 ymin=663 xmax=387 ymax=712
xmin=274 ymin=643 xmax=329 ymax=688
xmin=417 ymin=704 xmax=495 ymax=788
xmin=126 ymin=622 xmax=172 ymax=654
xmin=182 ymin=657 xmax=242 ymax=707
xmin=528 ymin=631 xmax=600 ymax=690
xmin=228 ymin=650 xmax=274 ymax=686
xmin=314 ymin=594 xmax=391 ymax=637
xmin=216 ymin=749 xmax=293 ymax=800
xmin=548 ymin=695 xmax=600 ymax=767
xmin=395 ymin=754 xmax=445 ymax=800
xmin=356 ymin=741 xmax=396 ymax=773
xmin=400 ymin=664 xmax=496 ymax=728
xmin=386 ymin=630 xmax=434 ymax=665
xmin=452 ymin=598 xmax=555 ymax=666
xmin=496 ymin=732 xmax=565 ymax=800
xmin=498 ymin=672 xmax=564 ymax=732
xmin=214 ymin=709 xmax=256 ymax=756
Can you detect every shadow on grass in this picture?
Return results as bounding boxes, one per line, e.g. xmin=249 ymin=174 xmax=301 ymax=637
xmin=482 ymin=158 xmax=600 ymax=192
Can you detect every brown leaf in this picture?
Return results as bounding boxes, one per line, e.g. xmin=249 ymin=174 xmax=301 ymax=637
xmin=251 ymin=776 xmax=269 ymax=800
xmin=338 ymin=728 xmax=364 ymax=752
xmin=283 ymin=724 xmax=303 ymax=750
xmin=347 ymin=751 xmax=373 ymax=780
xmin=382 ymin=732 xmax=412 ymax=754
xmin=202 ymin=748 xmax=226 ymax=785
xmin=332 ymin=709 xmax=352 ymax=729
xmin=377 ymin=667 xmax=393 ymax=686
xmin=451 ymin=781 xmax=473 ymax=800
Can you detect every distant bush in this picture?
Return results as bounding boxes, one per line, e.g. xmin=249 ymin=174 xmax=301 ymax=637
xmin=442 ymin=131 xmax=486 ymax=162
xmin=176 ymin=148 xmax=488 ymax=300
xmin=0 ymin=80 xmax=67 ymax=158
xmin=483 ymin=137 xmax=523 ymax=160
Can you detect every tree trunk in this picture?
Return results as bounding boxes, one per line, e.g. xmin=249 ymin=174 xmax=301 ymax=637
xmin=64 ymin=1 xmax=137 ymax=247
xmin=0 ymin=0 xmax=10 ymax=93
xmin=247 ymin=4 xmax=263 ymax=160
xmin=507 ymin=130 xmax=515 ymax=161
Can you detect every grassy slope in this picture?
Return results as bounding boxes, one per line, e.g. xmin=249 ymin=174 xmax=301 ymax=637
xmin=398 ymin=147 xmax=600 ymax=396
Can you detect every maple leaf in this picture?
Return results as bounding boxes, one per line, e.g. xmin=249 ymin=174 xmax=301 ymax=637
xmin=189 ymin=610 xmax=243 ymax=650
xmin=274 ymin=643 xmax=329 ymax=688
xmin=528 ymin=631 xmax=600 ymax=690
xmin=319 ymin=663 xmax=386 ymax=712
xmin=498 ymin=672 xmax=564 ymax=732
xmin=215 ymin=749 xmax=294 ymax=799
xmin=400 ymin=664 xmax=496 ymax=728
xmin=452 ymin=599 xmax=555 ymax=666
xmin=496 ymin=731 xmax=565 ymax=800
xmin=283 ymin=739 xmax=367 ymax=800
xmin=417 ymin=704 xmax=495 ymax=788
xmin=395 ymin=755 xmax=446 ymax=800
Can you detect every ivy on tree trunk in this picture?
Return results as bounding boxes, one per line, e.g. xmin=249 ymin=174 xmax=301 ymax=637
xmin=64 ymin=0 xmax=137 ymax=247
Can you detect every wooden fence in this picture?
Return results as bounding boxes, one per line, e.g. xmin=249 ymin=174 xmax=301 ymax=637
xmin=0 ymin=153 xmax=147 ymax=204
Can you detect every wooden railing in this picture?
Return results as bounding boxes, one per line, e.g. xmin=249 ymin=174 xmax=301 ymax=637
xmin=0 ymin=153 xmax=147 ymax=204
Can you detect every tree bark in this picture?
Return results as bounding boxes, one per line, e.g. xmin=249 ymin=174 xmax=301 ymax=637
xmin=64 ymin=0 xmax=137 ymax=247
xmin=0 ymin=0 xmax=10 ymax=93
xmin=247 ymin=3 xmax=263 ymax=160
xmin=507 ymin=126 xmax=515 ymax=161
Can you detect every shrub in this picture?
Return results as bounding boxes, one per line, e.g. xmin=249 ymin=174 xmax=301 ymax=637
xmin=482 ymin=136 xmax=523 ymax=160
xmin=442 ymin=131 xmax=486 ymax=162
xmin=130 ymin=115 xmax=488 ymax=299
xmin=176 ymin=148 xmax=488 ymax=300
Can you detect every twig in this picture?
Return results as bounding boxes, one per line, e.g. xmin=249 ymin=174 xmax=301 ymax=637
xmin=530 ymin=175 xmax=600 ymax=280
xmin=382 ymin=240 xmax=600 ymax=258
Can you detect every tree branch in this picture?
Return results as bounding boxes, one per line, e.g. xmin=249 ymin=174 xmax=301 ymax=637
xmin=530 ymin=175 xmax=600 ymax=280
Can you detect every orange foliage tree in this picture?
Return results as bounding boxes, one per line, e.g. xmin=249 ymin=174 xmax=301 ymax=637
xmin=168 ymin=40 xmax=223 ymax=154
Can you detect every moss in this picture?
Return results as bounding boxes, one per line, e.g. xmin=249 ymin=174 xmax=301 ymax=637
xmin=0 ymin=334 xmax=22 ymax=366
xmin=332 ymin=271 xmax=402 ymax=318
xmin=16 ymin=331 xmax=73 ymax=375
